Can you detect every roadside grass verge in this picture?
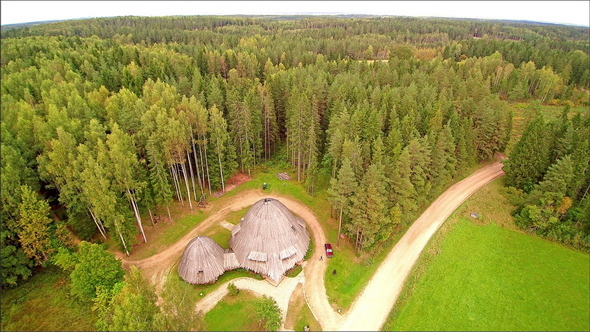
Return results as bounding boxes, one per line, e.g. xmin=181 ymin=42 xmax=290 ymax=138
xmin=323 ymin=162 xmax=486 ymax=312
xmin=285 ymin=283 xmax=322 ymax=331
xmin=383 ymin=179 xmax=590 ymax=331
xmin=0 ymin=265 xmax=96 ymax=331
xmin=225 ymin=207 xmax=249 ymax=224
xmin=204 ymin=289 xmax=262 ymax=331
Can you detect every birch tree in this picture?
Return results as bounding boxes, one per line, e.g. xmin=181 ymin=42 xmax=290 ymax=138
xmin=17 ymin=185 xmax=53 ymax=264
xmin=104 ymin=124 xmax=148 ymax=242
xmin=208 ymin=105 xmax=235 ymax=192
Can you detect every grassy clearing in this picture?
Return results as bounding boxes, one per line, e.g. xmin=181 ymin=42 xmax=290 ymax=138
xmin=204 ymin=289 xmax=262 ymax=331
xmin=225 ymin=207 xmax=249 ymax=225
xmin=203 ymin=224 xmax=232 ymax=248
xmin=383 ymin=179 xmax=590 ymax=331
xmin=126 ymin=162 xmax=333 ymax=261
xmin=285 ymin=283 xmax=322 ymax=331
xmin=119 ymin=208 xmax=207 ymax=260
xmin=285 ymin=264 xmax=303 ymax=278
xmin=505 ymin=102 xmax=586 ymax=156
xmin=165 ymin=263 xmax=264 ymax=303
xmin=0 ymin=266 xmax=96 ymax=331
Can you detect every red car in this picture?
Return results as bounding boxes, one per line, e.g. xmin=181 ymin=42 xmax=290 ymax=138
xmin=324 ymin=243 xmax=334 ymax=258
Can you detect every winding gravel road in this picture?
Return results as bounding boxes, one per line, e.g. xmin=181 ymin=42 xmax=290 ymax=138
xmin=121 ymin=161 xmax=504 ymax=331
xmin=339 ymin=162 xmax=505 ymax=331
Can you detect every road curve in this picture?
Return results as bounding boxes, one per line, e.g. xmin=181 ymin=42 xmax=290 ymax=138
xmin=120 ymin=190 xmax=341 ymax=330
xmin=339 ymin=162 xmax=505 ymax=331
xmin=122 ymin=162 xmax=503 ymax=331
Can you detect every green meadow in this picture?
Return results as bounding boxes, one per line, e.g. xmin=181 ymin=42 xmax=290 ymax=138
xmin=384 ymin=180 xmax=590 ymax=331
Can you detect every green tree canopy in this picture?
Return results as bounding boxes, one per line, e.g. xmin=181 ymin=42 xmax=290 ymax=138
xmin=70 ymin=241 xmax=125 ymax=301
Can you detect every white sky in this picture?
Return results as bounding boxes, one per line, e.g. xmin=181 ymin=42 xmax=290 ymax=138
xmin=1 ymin=1 xmax=589 ymax=27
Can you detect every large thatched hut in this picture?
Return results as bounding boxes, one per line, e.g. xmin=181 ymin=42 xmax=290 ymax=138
xmin=178 ymin=236 xmax=226 ymax=284
xmin=229 ymin=198 xmax=310 ymax=283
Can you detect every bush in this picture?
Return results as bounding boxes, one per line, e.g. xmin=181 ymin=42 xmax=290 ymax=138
xmin=227 ymin=282 xmax=239 ymax=296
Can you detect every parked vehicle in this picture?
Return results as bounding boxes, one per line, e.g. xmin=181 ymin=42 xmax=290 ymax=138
xmin=324 ymin=243 xmax=334 ymax=258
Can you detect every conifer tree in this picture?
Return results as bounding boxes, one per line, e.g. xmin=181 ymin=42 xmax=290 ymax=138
xmin=505 ymin=115 xmax=553 ymax=192
xmin=349 ymin=163 xmax=390 ymax=252
xmin=430 ymin=123 xmax=457 ymax=192
xmin=529 ymin=155 xmax=575 ymax=207
xmin=389 ymin=148 xmax=417 ymax=214
xmin=208 ymin=105 xmax=235 ymax=192
xmin=327 ymin=158 xmax=358 ymax=245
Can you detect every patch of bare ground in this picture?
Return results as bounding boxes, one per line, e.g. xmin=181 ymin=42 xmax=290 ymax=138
xmin=285 ymin=283 xmax=322 ymax=331
xmin=212 ymin=173 xmax=251 ymax=196
xmin=285 ymin=284 xmax=305 ymax=330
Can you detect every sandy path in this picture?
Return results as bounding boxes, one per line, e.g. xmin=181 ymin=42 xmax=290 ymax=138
xmin=122 ymin=162 xmax=503 ymax=331
xmin=339 ymin=162 xmax=505 ymax=331
xmin=194 ymin=276 xmax=302 ymax=329
xmin=121 ymin=189 xmax=340 ymax=329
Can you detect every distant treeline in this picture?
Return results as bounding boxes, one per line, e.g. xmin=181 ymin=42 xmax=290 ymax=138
xmin=1 ymin=16 xmax=588 ymax=288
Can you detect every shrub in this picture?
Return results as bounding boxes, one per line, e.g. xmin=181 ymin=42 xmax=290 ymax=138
xmin=227 ymin=282 xmax=239 ymax=296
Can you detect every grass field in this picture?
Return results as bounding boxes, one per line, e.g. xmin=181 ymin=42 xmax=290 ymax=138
xmin=204 ymin=289 xmax=262 ymax=331
xmin=383 ymin=179 xmax=590 ymax=331
xmin=0 ymin=266 xmax=96 ymax=331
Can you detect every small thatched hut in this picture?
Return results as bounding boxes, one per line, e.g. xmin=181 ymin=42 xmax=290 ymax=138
xmin=178 ymin=236 xmax=225 ymax=284
xmin=229 ymin=198 xmax=310 ymax=283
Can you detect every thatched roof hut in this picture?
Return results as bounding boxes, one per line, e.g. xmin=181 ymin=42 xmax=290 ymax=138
xmin=178 ymin=236 xmax=225 ymax=284
xmin=229 ymin=198 xmax=310 ymax=283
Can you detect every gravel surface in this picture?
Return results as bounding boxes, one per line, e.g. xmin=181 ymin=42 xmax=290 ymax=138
xmin=121 ymin=162 xmax=504 ymax=331
xmin=339 ymin=162 xmax=505 ymax=331
xmin=195 ymin=275 xmax=302 ymax=329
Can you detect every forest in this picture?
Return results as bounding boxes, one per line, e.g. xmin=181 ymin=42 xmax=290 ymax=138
xmin=1 ymin=14 xmax=589 ymax=329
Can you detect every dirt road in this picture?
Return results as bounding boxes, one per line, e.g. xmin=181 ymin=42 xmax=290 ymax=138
xmin=121 ymin=190 xmax=341 ymax=329
xmin=122 ymin=161 xmax=503 ymax=331
xmin=339 ymin=162 xmax=505 ymax=331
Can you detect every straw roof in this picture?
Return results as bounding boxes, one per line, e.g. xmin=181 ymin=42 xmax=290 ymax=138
xmin=178 ymin=236 xmax=225 ymax=284
xmin=229 ymin=198 xmax=310 ymax=283
xmin=223 ymin=250 xmax=240 ymax=271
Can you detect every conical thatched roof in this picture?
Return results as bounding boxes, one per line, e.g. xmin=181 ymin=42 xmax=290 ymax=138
xmin=229 ymin=198 xmax=310 ymax=283
xmin=178 ymin=236 xmax=225 ymax=284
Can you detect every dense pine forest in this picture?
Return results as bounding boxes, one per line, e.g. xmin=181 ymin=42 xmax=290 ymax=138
xmin=1 ymin=14 xmax=589 ymax=303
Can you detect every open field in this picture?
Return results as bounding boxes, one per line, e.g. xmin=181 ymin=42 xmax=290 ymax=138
xmin=204 ymin=289 xmax=262 ymax=331
xmin=383 ymin=179 xmax=590 ymax=331
xmin=0 ymin=266 xmax=96 ymax=331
